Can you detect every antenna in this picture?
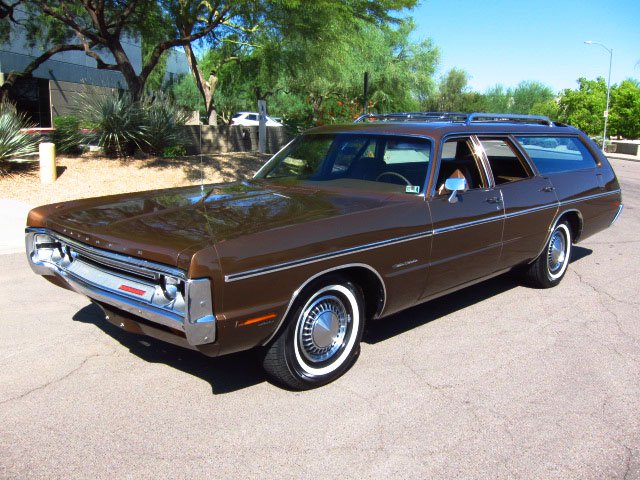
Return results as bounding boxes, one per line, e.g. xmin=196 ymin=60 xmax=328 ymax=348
xmin=200 ymin=105 xmax=204 ymax=195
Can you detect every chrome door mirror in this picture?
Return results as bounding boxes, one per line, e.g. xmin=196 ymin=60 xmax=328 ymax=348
xmin=445 ymin=177 xmax=467 ymax=204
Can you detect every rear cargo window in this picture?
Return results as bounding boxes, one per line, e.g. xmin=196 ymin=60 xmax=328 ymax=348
xmin=515 ymin=136 xmax=598 ymax=174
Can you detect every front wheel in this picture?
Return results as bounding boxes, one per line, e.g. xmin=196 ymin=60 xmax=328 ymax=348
xmin=524 ymin=221 xmax=572 ymax=288
xmin=263 ymin=275 xmax=365 ymax=390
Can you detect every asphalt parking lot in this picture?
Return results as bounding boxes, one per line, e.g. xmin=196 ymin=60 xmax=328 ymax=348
xmin=1 ymin=158 xmax=638 ymax=479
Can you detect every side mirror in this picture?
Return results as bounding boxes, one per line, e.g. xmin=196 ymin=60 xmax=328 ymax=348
xmin=445 ymin=177 xmax=467 ymax=204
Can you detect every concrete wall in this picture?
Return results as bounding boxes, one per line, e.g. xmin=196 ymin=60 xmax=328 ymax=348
xmin=611 ymin=140 xmax=640 ymax=156
xmin=182 ymin=126 xmax=292 ymax=154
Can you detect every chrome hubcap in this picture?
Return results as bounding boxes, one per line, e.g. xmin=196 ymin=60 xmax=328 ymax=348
xmin=298 ymin=294 xmax=349 ymax=363
xmin=547 ymin=230 xmax=566 ymax=274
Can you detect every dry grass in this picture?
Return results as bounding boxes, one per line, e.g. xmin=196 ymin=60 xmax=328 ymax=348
xmin=0 ymin=152 xmax=270 ymax=206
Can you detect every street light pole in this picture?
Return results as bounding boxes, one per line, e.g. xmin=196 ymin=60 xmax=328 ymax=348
xmin=584 ymin=40 xmax=613 ymax=152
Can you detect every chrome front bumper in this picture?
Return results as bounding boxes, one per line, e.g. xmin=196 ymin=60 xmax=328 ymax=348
xmin=25 ymin=228 xmax=216 ymax=345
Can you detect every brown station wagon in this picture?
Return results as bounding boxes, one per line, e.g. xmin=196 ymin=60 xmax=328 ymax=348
xmin=26 ymin=112 xmax=623 ymax=389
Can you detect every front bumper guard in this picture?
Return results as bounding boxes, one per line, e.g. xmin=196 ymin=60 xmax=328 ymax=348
xmin=25 ymin=228 xmax=216 ymax=346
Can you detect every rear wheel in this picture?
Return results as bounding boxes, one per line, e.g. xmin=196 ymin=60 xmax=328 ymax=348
xmin=263 ymin=275 xmax=365 ymax=390
xmin=524 ymin=221 xmax=572 ymax=288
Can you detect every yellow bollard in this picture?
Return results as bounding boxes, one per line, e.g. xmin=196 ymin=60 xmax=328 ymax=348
xmin=39 ymin=142 xmax=57 ymax=184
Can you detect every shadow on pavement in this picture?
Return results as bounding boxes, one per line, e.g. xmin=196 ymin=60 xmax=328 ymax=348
xmin=72 ymin=303 xmax=267 ymax=394
xmin=71 ymin=246 xmax=593 ymax=392
xmin=364 ymin=246 xmax=593 ymax=345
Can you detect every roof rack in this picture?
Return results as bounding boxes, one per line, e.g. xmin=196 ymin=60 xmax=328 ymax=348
xmin=353 ymin=112 xmax=554 ymax=127
xmin=353 ymin=112 xmax=468 ymax=123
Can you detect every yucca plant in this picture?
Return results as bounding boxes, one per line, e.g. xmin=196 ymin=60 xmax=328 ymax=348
xmin=139 ymin=92 xmax=189 ymax=156
xmin=52 ymin=115 xmax=85 ymax=155
xmin=77 ymin=91 xmax=148 ymax=157
xmin=0 ymin=99 xmax=39 ymax=171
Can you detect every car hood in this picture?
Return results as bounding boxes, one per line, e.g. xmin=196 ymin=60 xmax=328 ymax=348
xmin=33 ymin=181 xmax=387 ymax=267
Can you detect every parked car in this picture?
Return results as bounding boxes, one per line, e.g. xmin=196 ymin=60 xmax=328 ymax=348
xmin=26 ymin=112 xmax=623 ymax=389
xmin=231 ymin=112 xmax=283 ymax=127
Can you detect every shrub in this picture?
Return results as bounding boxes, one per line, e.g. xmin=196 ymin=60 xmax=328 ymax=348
xmin=77 ymin=91 xmax=148 ymax=157
xmin=139 ymin=92 xmax=189 ymax=156
xmin=0 ymin=99 xmax=39 ymax=170
xmin=52 ymin=115 xmax=85 ymax=154
xmin=162 ymin=145 xmax=187 ymax=158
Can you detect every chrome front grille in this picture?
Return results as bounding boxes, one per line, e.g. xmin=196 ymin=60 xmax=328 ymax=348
xmin=26 ymin=228 xmax=216 ymax=345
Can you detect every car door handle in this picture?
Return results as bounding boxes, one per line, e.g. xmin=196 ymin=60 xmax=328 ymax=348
xmin=486 ymin=196 xmax=502 ymax=204
xmin=540 ymin=186 xmax=555 ymax=192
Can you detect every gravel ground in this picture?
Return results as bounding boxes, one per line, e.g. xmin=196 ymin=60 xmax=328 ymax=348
xmin=0 ymin=152 xmax=270 ymax=206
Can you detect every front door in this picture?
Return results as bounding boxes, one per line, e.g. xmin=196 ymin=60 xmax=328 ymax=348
xmin=421 ymin=137 xmax=503 ymax=299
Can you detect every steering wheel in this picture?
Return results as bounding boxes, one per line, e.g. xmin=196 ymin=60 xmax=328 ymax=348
xmin=375 ymin=171 xmax=412 ymax=186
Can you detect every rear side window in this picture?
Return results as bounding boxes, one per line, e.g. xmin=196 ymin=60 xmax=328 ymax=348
xmin=479 ymin=138 xmax=531 ymax=184
xmin=515 ymin=136 xmax=598 ymax=174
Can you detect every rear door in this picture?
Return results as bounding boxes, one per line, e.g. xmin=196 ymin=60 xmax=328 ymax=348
xmin=421 ymin=136 xmax=503 ymax=299
xmin=476 ymin=136 xmax=559 ymax=269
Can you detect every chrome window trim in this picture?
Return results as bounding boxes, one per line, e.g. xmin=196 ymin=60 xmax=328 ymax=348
xmin=470 ymin=135 xmax=495 ymax=189
xmin=261 ymin=263 xmax=387 ymax=345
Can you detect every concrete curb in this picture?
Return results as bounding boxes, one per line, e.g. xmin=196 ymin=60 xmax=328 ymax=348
xmin=606 ymin=153 xmax=640 ymax=162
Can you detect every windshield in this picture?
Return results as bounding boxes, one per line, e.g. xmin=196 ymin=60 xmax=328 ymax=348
xmin=255 ymin=133 xmax=432 ymax=193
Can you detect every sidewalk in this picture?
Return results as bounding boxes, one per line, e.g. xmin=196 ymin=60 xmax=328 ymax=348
xmin=0 ymin=199 xmax=32 ymax=255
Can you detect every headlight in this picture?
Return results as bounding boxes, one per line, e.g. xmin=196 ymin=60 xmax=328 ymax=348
xmin=32 ymin=234 xmax=63 ymax=263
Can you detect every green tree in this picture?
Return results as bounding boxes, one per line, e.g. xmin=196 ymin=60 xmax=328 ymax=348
xmin=609 ymin=79 xmax=640 ymax=138
xmin=169 ymin=0 xmax=419 ymax=125
xmin=510 ymin=81 xmax=555 ymax=114
xmin=482 ymin=85 xmax=510 ymax=112
xmin=30 ymin=0 xmax=229 ymax=100
xmin=194 ymin=7 xmax=437 ymax=127
xmin=431 ymin=68 xmax=470 ymax=111
xmin=557 ymin=77 xmax=608 ymax=136
xmin=475 ymin=81 xmax=556 ymax=115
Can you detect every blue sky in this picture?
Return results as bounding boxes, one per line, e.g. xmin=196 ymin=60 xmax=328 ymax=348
xmin=411 ymin=0 xmax=640 ymax=93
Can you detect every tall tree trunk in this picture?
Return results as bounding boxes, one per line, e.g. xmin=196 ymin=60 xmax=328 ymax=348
xmin=182 ymin=39 xmax=217 ymax=125
xmin=310 ymin=94 xmax=324 ymax=124
xmin=106 ymin=36 xmax=144 ymax=99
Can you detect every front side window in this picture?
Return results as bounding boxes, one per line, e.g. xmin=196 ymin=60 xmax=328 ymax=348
xmin=435 ymin=138 xmax=485 ymax=195
xmin=515 ymin=136 xmax=598 ymax=174
xmin=257 ymin=134 xmax=432 ymax=193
